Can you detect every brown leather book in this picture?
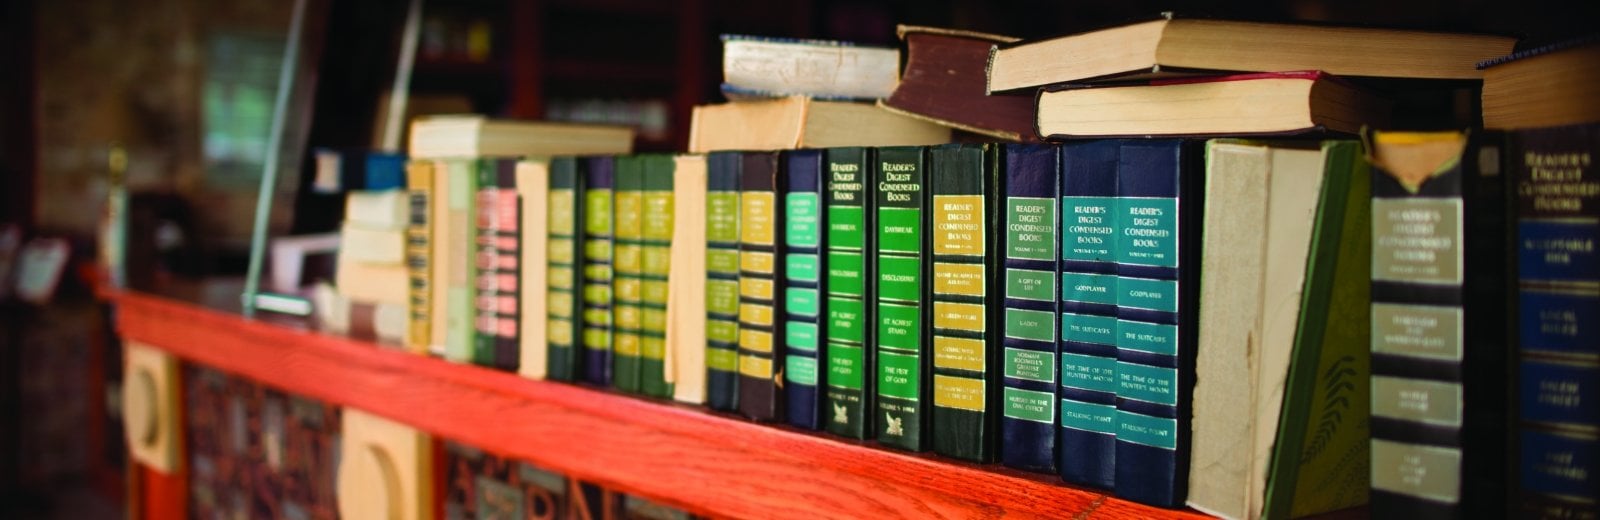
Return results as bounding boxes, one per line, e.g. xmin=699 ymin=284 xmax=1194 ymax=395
xmin=880 ymin=26 xmax=1039 ymax=143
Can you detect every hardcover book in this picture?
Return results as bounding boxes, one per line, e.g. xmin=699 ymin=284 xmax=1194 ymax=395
xmin=405 ymin=161 xmax=433 ymax=354
xmin=1113 ymin=140 xmax=1202 ymax=508
xmin=473 ymin=160 xmax=520 ymax=371
xmin=613 ymin=156 xmax=647 ymax=393
xmin=880 ymin=26 xmax=1036 ymax=142
xmin=1000 ymin=144 xmax=1061 ymax=472
xmin=823 ymin=147 xmax=876 ymax=439
xmin=546 ymin=157 xmax=585 ymax=381
xmin=582 ymin=157 xmax=617 ymax=386
xmin=1480 ymin=38 xmax=1600 ymax=130
xmin=688 ymin=96 xmax=951 ymax=153
xmin=639 ymin=155 xmax=676 ymax=398
xmin=738 ymin=151 xmax=786 ymax=422
xmin=928 ymin=143 xmax=1002 ymax=462
xmin=1368 ymin=130 xmax=1508 ymax=518
xmin=783 ymin=149 xmax=826 ymax=429
xmin=1056 ymin=140 xmax=1120 ymax=487
xmin=443 ymin=158 xmax=484 ymax=363
xmin=668 ymin=154 xmax=710 ymax=405
xmin=720 ymin=34 xmax=900 ymax=101
xmin=705 ymin=152 xmax=742 ymax=412
xmin=875 ymin=145 xmax=931 ymax=451
xmin=1510 ymin=123 xmax=1600 ymax=518
xmin=517 ymin=159 xmax=549 ymax=379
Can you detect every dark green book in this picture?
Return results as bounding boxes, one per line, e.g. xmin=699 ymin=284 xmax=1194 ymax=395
xmin=823 ymin=147 xmax=875 ymax=439
xmin=738 ymin=151 xmax=785 ymax=422
xmin=875 ymin=145 xmax=931 ymax=451
xmin=705 ymin=152 xmax=741 ymax=412
xmin=613 ymin=156 xmax=645 ymax=393
xmin=928 ymin=143 xmax=1002 ymax=462
xmin=546 ymin=157 xmax=583 ymax=381
xmin=639 ymin=155 xmax=675 ymax=398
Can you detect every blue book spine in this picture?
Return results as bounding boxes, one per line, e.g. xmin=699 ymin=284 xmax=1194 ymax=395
xmin=1111 ymin=140 xmax=1198 ymax=508
xmin=365 ymin=152 xmax=409 ymax=191
xmin=1056 ymin=140 xmax=1120 ymax=490
xmin=705 ymin=152 xmax=742 ymax=412
xmin=784 ymin=150 xmax=826 ymax=430
xmin=999 ymin=144 xmax=1062 ymax=473
xmin=1513 ymin=124 xmax=1600 ymax=518
xmin=581 ymin=156 xmax=617 ymax=387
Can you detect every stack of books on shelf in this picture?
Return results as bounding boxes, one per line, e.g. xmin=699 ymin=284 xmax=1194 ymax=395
xmin=315 ymin=153 xmax=411 ymax=343
xmin=297 ymin=13 xmax=1600 ymax=519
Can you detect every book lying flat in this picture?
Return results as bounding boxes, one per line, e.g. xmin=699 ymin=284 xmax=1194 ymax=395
xmin=721 ymin=34 xmax=900 ymax=101
xmin=880 ymin=26 xmax=1037 ymax=142
xmin=408 ymin=116 xmax=635 ymax=159
xmin=1036 ymin=72 xmax=1390 ymax=139
xmin=1480 ymin=37 xmax=1600 ymax=130
xmin=987 ymin=13 xmax=1516 ymax=92
xmin=688 ymin=96 xmax=950 ymax=153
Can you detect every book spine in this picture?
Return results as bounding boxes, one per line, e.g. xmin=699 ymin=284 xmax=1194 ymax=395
xmin=445 ymin=159 xmax=482 ymax=363
xmin=738 ymin=152 xmax=785 ymax=422
xmin=546 ymin=158 xmax=583 ymax=381
xmin=474 ymin=163 xmax=497 ymax=366
xmin=875 ymin=146 xmax=931 ymax=451
xmin=1056 ymin=140 xmax=1120 ymax=488
xmin=639 ymin=155 xmax=676 ymax=398
xmin=823 ymin=147 xmax=875 ymax=439
xmin=1369 ymin=133 xmax=1509 ymax=518
xmin=473 ymin=162 xmax=516 ymax=369
xmin=1000 ymin=144 xmax=1061 ymax=472
xmin=783 ymin=150 xmax=826 ymax=430
xmin=1512 ymin=125 xmax=1600 ymax=518
xmin=613 ymin=157 xmax=646 ymax=393
xmin=582 ymin=157 xmax=616 ymax=386
xmin=705 ymin=153 xmax=742 ymax=412
xmin=405 ymin=162 xmax=433 ymax=355
xmin=493 ymin=164 xmax=521 ymax=372
xmin=929 ymin=143 xmax=1000 ymax=462
xmin=1112 ymin=140 xmax=1198 ymax=508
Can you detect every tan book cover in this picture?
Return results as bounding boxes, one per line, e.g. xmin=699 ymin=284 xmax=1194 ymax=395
xmin=667 ymin=154 xmax=709 ymax=404
xmin=517 ymin=159 xmax=551 ymax=380
xmin=688 ymin=96 xmax=950 ymax=153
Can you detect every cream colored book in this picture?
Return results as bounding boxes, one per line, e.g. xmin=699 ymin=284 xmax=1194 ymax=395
xmin=407 ymin=115 xmax=635 ymax=159
xmin=336 ymin=255 xmax=410 ymax=306
xmin=667 ymin=154 xmax=708 ymax=404
xmin=345 ymin=190 xmax=409 ymax=231
xmin=340 ymin=223 xmax=406 ymax=264
xmin=428 ymin=158 xmax=453 ymax=357
xmin=687 ymin=96 xmax=950 ymax=153
xmin=517 ymin=158 xmax=551 ymax=380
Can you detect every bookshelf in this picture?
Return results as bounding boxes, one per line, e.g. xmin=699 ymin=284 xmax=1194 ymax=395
xmin=110 ymin=286 xmax=1211 ymax=519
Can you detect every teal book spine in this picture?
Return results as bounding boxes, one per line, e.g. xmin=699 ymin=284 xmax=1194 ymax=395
xmin=823 ymin=147 xmax=875 ymax=439
xmin=875 ymin=146 xmax=931 ymax=451
xmin=705 ymin=152 xmax=741 ymax=412
xmin=612 ymin=156 xmax=646 ymax=393
xmin=546 ymin=157 xmax=583 ymax=381
xmin=928 ymin=143 xmax=1002 ymax=462
xmin=639 ymin=155 xmax=676 ymax=398
xmin=784 ymin=149 xmax=826 ymax=430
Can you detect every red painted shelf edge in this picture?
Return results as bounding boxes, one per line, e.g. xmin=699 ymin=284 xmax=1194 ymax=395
xmin=110 ymin=289 xmax=1210 ymax=520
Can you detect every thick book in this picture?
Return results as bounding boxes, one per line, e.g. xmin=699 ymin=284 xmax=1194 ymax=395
xmin=1056 ymin=140 xmax=1120 ymax=487
xmin=720 ymin=34 xmax=900 ymax=101
xmin=473 ymin=160 xmax=520 ymax=371
xmin=1113 ymin=140 xmax=1202 ymax=508
xmin=999 ymin=144 xmax=1061 ymax=472
xmin=928 ymin=143 xmax=1002 ymax=462
xmin=1480 ymin=38 xmax=1600 ymax=130
xmin=404 ymin=161 xmax=434 ymax=355
xmin=638 ymin=155 xmax=676 ymax=398
xmin=581 ymin=157 xmax=617 ymax=386
xmin=1510 ymin=124 xmax=1600 ymax=518
xmin=986 ymin=14 xmax=1517 ymax=92
xmin=688 ymin=96 xmax=951 ymax=153
xmin=1036 ymin=71 xmax=1391 ymax=139
xmin=1368 ymin=130 xmax=1508 ymax=518
xmin=783 ymin=149 xmax=826 ymax=430
xmin=823 ymin=147 xmax=876 ymax=439
xmin=705 ymin=152 xmax=742 ymax=412
xmin=880 ymin=26 xmax=1036 ymax=142
xmin=667 ymin=155 xmax=709 ymax=405
xmin=738 ymin=151 xmax=786 ymax=422
xmin=408 ymin=116 xmax=635 ymax=159
xmin=545 ymin=157 xmax=585 ymax=382
xmin=516 ymin=159 xmax=549 ymax=380
xmin=875 ymin=146 xmax=932 ymax=451
xmin=612 ymin=156 xmax=647 ymax=393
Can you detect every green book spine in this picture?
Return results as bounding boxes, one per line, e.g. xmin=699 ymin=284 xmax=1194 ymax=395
xmin=639 ymin=155 xmax=676 ymax=398
xmin=823 ymin=147 xmax=875 ymax=439
xmin=474 ymin=162 xmax=497 ymax=366
xmin=705 ymin=152 xmax=742 ymax=411
xmin=445 ymin=159 xmax=482 ymax=363
xmin=737 ymin=151 xmax=785 ymax=422
xmin=581 ymin=157 xmax=615 ymax=386
xmin=875 ymin=146 xmax=931 ymax=451
xmin=928 ymin=143 xmax=1001 ymax=462
xmin=613 ymin=156 xmax=646 ymax=393
xmin=546 ymin=158 xmax=583 ymax=381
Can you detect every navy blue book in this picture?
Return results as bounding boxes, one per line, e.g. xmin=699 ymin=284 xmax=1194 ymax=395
xmin=1511 ymin=124 xmax=1598 ymax=519
xmin=999 ymin=144 xmax=1062 ymax=472
xmin=783 ymin=150 xmax=826 ymax=430
xmin=705 ymin=152 xmax=742 ymax=412
xmin=1056 ymin=140 xmax=1121 ymax=489
xmin=737 ymin=151 xmax=785 ymax=422
xmin=1112 ymin=140 xmax=1200 ymax=508
xmin=581 ymin=156 xmax=616 ymax=387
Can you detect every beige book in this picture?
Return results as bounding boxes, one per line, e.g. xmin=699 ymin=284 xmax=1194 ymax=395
xmin=667 ymin=154 xmax=709 ymax=404
xmin=408 ymin=115 xmax=635 ymax=159
xmin=1188 ymin=141 xmax=1327 ymax=520
xmin=338 ymin=409 xmax=432 ymax=520
xmin=687 ymin=96 xmax=951 ymax=153
xmin=345 ymin=190 xmax=409 ymax=231
xmin=517 ymin=159 xmax=551 ymax=380
xmin=337 ymin=254 xmax=410 ymax=306
xmin=340 ymin=223 xmax=406 ymax=264
xmin=428 ymin=159 xmax=452 ymax=357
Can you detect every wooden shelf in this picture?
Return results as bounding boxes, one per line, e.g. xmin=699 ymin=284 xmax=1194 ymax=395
xmin=112 ymin=289 xmax=1210 ymax=519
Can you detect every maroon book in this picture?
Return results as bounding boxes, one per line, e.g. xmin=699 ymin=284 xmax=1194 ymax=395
xmin=880 ymin=26 xmax=1039 ymax=143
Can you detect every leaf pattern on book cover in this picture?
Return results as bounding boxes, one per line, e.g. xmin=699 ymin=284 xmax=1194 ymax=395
xmin=1302 ymin=355 xmax=1356 ymax=463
